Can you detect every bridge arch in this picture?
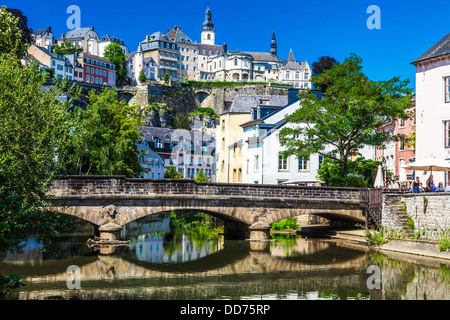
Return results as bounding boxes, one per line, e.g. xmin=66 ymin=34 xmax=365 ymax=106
xmin=46 ymin=176 xmax=380 ymax=241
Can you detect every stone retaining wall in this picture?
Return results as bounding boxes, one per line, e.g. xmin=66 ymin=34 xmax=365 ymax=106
xmin=382 ymin=192 xmax=450 ymax=240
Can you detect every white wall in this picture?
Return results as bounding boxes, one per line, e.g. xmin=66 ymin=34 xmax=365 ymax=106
xmin=415 ymin=57 xmax=450 ymax=185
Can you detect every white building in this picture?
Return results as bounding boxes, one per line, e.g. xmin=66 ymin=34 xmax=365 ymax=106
xmin=241 ymin=95 xmax=327 ymax=185
xmin=240 ymin=91 xmax=376 ymax=185
xmin=98 ymin=34 xmax=130 ymax=58
xmin=412 ymin=32 xmax=450 ymax=186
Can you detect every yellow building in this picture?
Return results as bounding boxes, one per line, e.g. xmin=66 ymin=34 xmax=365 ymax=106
xmin=216 ymin=95 xmax=289 ymax=183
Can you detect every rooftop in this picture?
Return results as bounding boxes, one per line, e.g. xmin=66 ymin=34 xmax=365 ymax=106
xmin=412 ymin=32 xmax=450 ymax=65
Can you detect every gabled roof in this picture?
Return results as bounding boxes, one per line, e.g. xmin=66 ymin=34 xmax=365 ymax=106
xmin=412 ymin=32 xmax=450 ymax=65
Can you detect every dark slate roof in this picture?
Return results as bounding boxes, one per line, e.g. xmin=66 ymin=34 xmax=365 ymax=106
xmin=32 ymin=27 xmax=51 ymax=36
xmin=224 ymin=95 xmax=288 ymax=114
xmin=244 ymin=52 xmax=280 ymax=63
xmin=62 ymin=27 xmax=93 ymax=40
xmin=166 ymin=26 xmax=194 ymax=45
xmin=137 ymin=126 xmax=215 ymax=148
xmin=197 ymin=43 xmax=224 ymax=55
xmin=82 ymin=53 xmax=114 ymax=65
xmin=412 ymin=32 xmax=450 ymax=65
xmin=100 ymin=34 xmax=125 ymax=45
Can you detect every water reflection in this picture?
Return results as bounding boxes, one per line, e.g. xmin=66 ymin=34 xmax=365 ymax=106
xmin=0 ymin=216 xmax=449 ymax=300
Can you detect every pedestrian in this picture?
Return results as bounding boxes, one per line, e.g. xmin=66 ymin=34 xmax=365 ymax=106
xmin=425 ymin=175 xmax=435 ymax=192
xmin=437 ymin=182 xmax=445 ymax=192
xmin=412 ymin=177 xmax=420 ymax=193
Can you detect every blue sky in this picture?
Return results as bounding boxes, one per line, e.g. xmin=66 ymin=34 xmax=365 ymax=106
xmin=5 ymin=0 xmax=450 ymax=90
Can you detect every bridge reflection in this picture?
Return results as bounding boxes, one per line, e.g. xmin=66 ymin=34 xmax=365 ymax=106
xmin=1 ymin=237 xmax=377 ymax=300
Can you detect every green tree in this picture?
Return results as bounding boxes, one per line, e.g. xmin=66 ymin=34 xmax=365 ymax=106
xmin=103 ymin=42 xmax=129 ymax=86
xmin=0 ymin=53 xmax=77 ymax=254
xmin=194 ymin=169 xmax=210 ymax=182
xmin=311 ymin=56 xmax=339 ymax=91
xmin=317 ymin=157 xmax=385 ymax=188
xmin=279 ymin=53 xmax=413 ymax=179
xmin=59 ymin=88 xmax=147 ymax=177
xmin=163 ymin=71 xmax=170 ymax=84
xmin=53 ymin=36 xmax=83 ymax=56
xmin=173 ymin=112 xmax=192 ymax=130
xmin=164 ymin=167 xmax=183 ymax=179
xmin=0 ymin=6 xmax=28 ymax=59
xmin=138 ymin=68 xmax=147 ymax=84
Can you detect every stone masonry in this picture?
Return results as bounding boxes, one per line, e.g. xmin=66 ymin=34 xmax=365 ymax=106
xmin=46 ymin=176 xmax=377 ymax=240
xmin=382 ymin=192 xmax=450 ymax=240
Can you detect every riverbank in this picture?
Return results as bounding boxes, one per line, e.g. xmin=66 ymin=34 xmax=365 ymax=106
xmin=289 ymin=224 xmax=450 ymax=261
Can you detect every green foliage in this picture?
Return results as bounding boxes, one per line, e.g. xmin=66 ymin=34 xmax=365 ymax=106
xmin=0 ymin=53 xmax=76 ymax=253
xmin=271 ymin=217 xmax=298 ymax=231
xmin=0 ymin=274 xmax=25 ymax=300
xmin=104 ymin=42 xmax=129 ymax=85
xmin=58 ymin=87 xmax=147 ymax=177
xmin=438 ymin=229 xmax=450 ymax=252
xmin=279 ymin=53 xmax=413 ymax=179
xmin=0 ymin=5 xmax=28 ymax=59
xmin=173 ymin=112 xmax=191 ymax=130
xmin=164 ymin=167 xmax=183 ymax=179
xmin=163 ymin=71 xmax=170 ymax=84
xmin=194 ymin=169 xmax=210 ymax=182
xmin=138 ymin=68 xmax=147 ymax=84
xmin=53 ymin=36 xmax=83 ymax=56
xmin=364 ymin=228 xmax=389 ymax=247
xmin=189 ymin=107 xmax=219 ymax=119
xmin=406 ymin=215 xmax=415 ymax=231
xmin=317 ymin=157 xmax=383 ymax=188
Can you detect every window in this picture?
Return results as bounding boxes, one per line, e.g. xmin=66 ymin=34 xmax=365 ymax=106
xmin=234 ymin=59 xmax=237 ymax=66
xmin=278 ymin=153 xmax=287 ymax=171
xmin=238 ymin=169 xmax=242 ymax=182
xmin=221 ymin=160 xmax=225 ymax=172
xmin=233 ymin=169 xmax=237 ymax=181
xmin=399 ymin=118 xmax=405 ymax=128
xmin=444 ymin=120 xmax=450 ymax=148
xmin=446 ymin=77 xmax=450 ymax=103
xmin=399 ymin=135 xmax=406 ymax=151
xmin=298 ymin=157 xmax=309 ymax=171
xmin=255 ymin=155 xmax=259 ymax=171
xmin=319 ymin=155 xmax=324 ymax=169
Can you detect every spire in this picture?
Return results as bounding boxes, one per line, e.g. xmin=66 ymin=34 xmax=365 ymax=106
xmin=287 ymin=49 xmax=295 ymax=62
xmin=202 ymin=5 xmax=214 ymax=30
xmin=271 ymin=29 xmax=277 ymax=56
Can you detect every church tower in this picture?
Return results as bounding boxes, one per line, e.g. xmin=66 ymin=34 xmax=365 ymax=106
xmin=271 ymin=30 xmax=277 ymax=56
xmin=201 ymin=5 xmax=215 ymax=45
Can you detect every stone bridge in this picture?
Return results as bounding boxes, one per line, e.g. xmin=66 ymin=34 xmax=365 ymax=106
xmin=46 ymin=176 xmax=382 ymax=241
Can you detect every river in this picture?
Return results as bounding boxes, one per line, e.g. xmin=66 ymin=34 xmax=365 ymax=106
xmin=1 ymin=213 xmax=449 ymax=300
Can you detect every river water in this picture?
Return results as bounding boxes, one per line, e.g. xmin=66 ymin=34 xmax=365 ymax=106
xmin=1 ymin=214 xmax=449 ymax=300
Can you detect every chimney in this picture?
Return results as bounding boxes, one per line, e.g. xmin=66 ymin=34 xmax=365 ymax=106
xmin=48 ymin=26 xmax=51 ymax=33
xmin=223 ymin=42 xmax=227 ymax=53
xmin=91 ymin=25 xmax=94 ymax=31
